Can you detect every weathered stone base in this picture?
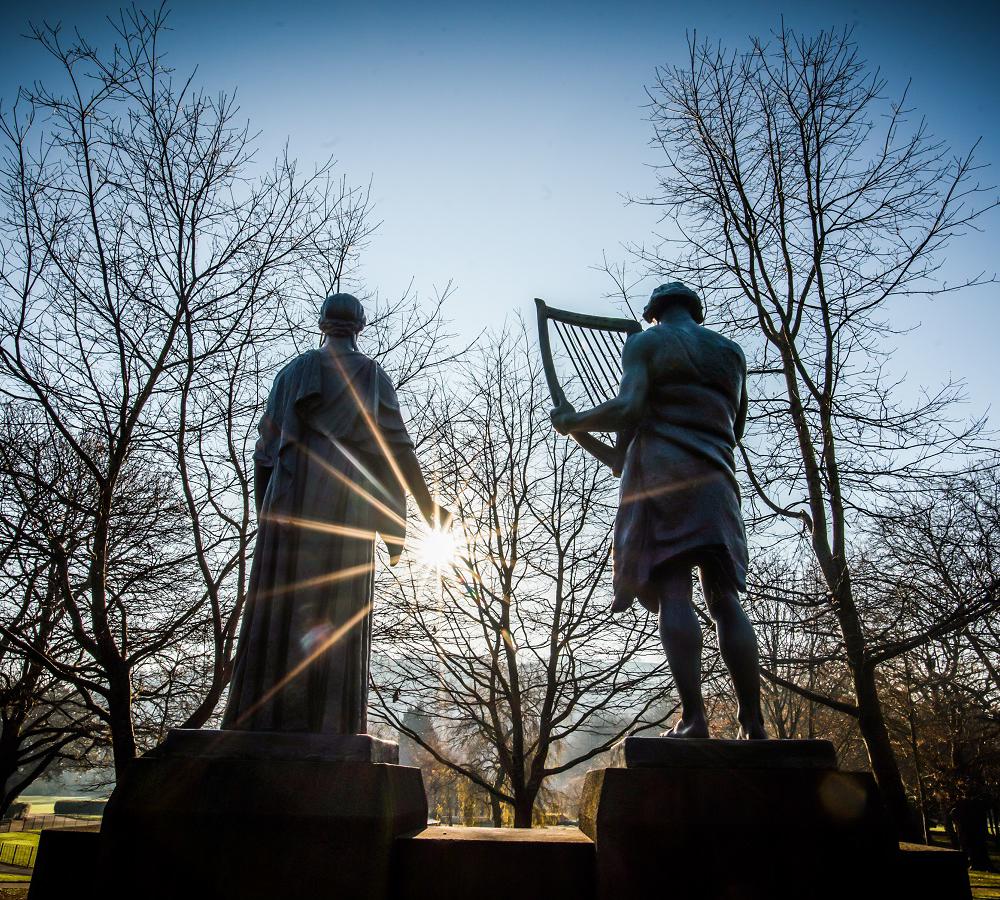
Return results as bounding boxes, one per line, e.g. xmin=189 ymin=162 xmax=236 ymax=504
xmin=27 ymin=823 xmax=975 ymax=900
xmin=95 ymin=730 xmax=425 ymax=900
xmin=392 ymin=826 xmax=595 ymax=900
xmin=26 ymin=828 xmax=99 ymax=900
xmin=896 ymin=842 xmax=973 ymax=900
xmin=581 ymin=739 xmax=896 ymax=900
xmin=159 ymin=727 xmax=400 ymax=763
xmin=616 ymin=735 xmax=838 ymax=769
xmin=26 ymin=733 xmax=975 ymax=900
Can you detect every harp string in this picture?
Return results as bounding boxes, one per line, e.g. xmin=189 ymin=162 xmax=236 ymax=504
xmin=563 ymin=323 xmax=608 ymax=404
xmin=554 ymin=320 xmax=604 ymax=407
xmin=597 ymin=329 xmax=626 ymax=376
xmin=550 ymin=319 xmax=630 ymax=406
xmin=579 ymin=326 xmax=620 ymax=400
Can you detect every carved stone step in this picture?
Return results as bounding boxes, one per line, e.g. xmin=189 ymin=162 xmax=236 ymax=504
xmin=392 ymin=826 xmax=595 ymax=900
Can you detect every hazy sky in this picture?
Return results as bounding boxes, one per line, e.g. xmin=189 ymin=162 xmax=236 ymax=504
xmin=1 ymin=0 xmax=997 ymax=413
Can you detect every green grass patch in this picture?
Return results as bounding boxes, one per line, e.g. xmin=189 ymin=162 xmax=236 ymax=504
xmin=928 ymin=827 xmax=1000 ymax=900
xmin=970 ymin=869 xmax=1000 ymax=900
xmin=12 ymin=794 xmax=104 ymax=816
xmin=0 ymin=832 xmax=40 ymax=847
xmin=0 ymin=831 xmax=39 ymax=871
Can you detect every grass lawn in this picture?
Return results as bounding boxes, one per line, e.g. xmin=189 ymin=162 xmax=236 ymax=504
xmin=12 ymin=795 xmax=105 ymax=816
xmin=0 ymin=830 xmax=38 ymax=883
xmin=970 ymin=869 xmax=1000 ymax=900
xmin=928 ymin=827 xmax=1000 ymax=900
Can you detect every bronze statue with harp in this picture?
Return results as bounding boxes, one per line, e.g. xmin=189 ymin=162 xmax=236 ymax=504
xmin=538 ymin=282 xmax=767 ymax=740
xmin=535 ymin=297 xmax=640 ymax=475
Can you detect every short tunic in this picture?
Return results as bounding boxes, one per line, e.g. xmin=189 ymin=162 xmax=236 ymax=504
xmin=223 ymin=348 xmax=412 ymax=733
xmin=612 ymin=324 xmax=749 ymax=613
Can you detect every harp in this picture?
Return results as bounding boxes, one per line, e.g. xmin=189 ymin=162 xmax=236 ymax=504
xmin=535 ymin=297 xmax=642 ymax=474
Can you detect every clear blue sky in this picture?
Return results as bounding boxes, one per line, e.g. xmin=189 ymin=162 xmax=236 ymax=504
xmin=1 ymin=0 xmax=997 ymax=414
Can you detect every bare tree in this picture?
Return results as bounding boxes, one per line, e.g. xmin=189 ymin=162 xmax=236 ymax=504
xmin=636 ymin=23 xmax=997 ymax=836
xmin=746 ymin=556 xmax=864 ymax=755
xmin=0 ymin=398 xmax=210 ymax=763
xmin=0 ymin=7 xmax=378 ymax=774
xmin=873 ymin=466 xmax=1000 ymax=859
xmin=372 ymin=328 xmax=675 ymax=827
xmin=0 ymin=536 xmax=98 ymax=814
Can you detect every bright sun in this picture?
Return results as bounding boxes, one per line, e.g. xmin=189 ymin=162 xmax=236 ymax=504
xmin=416 ymin=526 xmax=460 ymax=572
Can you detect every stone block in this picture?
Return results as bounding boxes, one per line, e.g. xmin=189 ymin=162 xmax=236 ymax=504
xmin=617 ymin=736 xmax=838 ymax=769
xmin=26 ymin=829 xmax=100 ymax=900
xmin=99 ymin=731 xmax=426 ymax=900
xmin=392 ymin=826 xmax=595 ymax=900
xmin=896 ymin=842 xmax=972 ymax=899
xmin=580 ymin=763 xmax=896 ymax=900
xmin=159 ymin=727 xmax=399 ymax=763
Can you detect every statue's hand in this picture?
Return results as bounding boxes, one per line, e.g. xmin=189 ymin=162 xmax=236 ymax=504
xmin=550 ymin=401 xmax=576 ymax=435
xmin=434 ymin=503 xmax=454 ymax=530
xmin=421 ymin=500 xmax=454 ymax=530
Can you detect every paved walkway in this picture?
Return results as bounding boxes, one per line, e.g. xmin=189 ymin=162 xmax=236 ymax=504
xmin=0 ymin=814 xmax=88 ymax=833
xmin=0 ymin=887 xmax=29 ymax=898
xmin=0 ymin=863 xmax=30 ymax=876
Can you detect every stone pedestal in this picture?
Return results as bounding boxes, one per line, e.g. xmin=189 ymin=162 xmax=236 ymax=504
xmin=99 ymin=729 xmax=426 ymax=900
xmin=158 ymin=727 xmax=400 ymax=762
xmin=392 ymin=826 xmax=596 ymax=900
xmin=896 ymin=842 xmax=973 ymax=899
xmin=580 ymin=738 xmax=896 ymax=900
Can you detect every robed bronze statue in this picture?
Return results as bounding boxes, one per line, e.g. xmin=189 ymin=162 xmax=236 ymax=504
xmin=545 ymin=282 xmax=767 ymax=740
xmin=224 ymin=293 xmax=447 ymax=734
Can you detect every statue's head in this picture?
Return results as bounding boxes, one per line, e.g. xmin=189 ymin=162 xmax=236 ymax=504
xmin=642 ymin=282 xmax=704 ymax=325
xmin=319 ymin=292 xmax=366 ymax=338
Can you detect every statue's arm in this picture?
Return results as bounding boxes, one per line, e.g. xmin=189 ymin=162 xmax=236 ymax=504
xmin=735 ymin=378 xmax=748 ymax=443
xmin=555 ymin=335 xmax=650 ymax=434
xmin=734 ymin=349 xmax=748 ymax=442
xmin=254 ymin=462 xmax=272 ymax=517
xmin=396 ymin=448 xmax=452 ymax=528
xmin=568 ymin=433 xmax=625 ymax=476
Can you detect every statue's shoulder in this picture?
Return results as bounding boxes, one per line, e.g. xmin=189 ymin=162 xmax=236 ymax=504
xmin=274 ymin=349 xmax=323 ymax=381
xmin=272 ymin=349 xmax=324 ymax=388
xmin=699 ymin=325 xmax=746 ymax=364
xmin=623 ymin=327 xmax=661 ymax=357
xmin=364 ymin=355 xmax=395 ymax=385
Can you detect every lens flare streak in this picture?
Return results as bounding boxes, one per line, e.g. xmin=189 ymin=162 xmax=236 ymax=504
xmin=231 ymin=601 xmax=373 ymax=728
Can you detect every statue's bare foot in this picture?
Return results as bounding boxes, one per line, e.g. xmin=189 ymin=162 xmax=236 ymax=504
xmin=737 ymin=717 xmax=768 ymax=740
xmin=661 ymin=717 xmax=710 ymax=739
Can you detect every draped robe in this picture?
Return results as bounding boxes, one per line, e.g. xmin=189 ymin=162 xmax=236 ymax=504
xmin=223 ymin=348 xmax=412 ymax=733
xmin=612 ymin=324 xmax=749 ymax=613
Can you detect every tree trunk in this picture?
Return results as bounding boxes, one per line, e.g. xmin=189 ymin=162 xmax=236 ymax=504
xmin=107 ymin=671 xmax=137 ymax=776
xmin=852 ymin=661 xmax=921 ymax=842
xmin=1 ymin=768 xmax=20 ymax=818
xmin=512 ymin=790 xmax=537 ymax=828
xmin=181 ymin=676 xmax=227 ymax=730
xmin=903 ymin=659 xmax=931 ymax=844
xmin=825 ymin=561 xmax=920 ymax=843
xmin=490 ymin=793 xmax=504 ymax=828
xmin=952 ymin=798 xmax=995 ymax=871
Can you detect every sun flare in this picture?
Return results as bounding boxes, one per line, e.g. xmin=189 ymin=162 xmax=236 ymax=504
xmin=415 ymin=525 xmax=460 ymax=572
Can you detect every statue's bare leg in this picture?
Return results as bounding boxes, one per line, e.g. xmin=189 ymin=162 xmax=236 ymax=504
xmin=700 ymin=564 xmax=767 ymax=740
xmin=656 ymin=565 xmax=710 ymax=739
